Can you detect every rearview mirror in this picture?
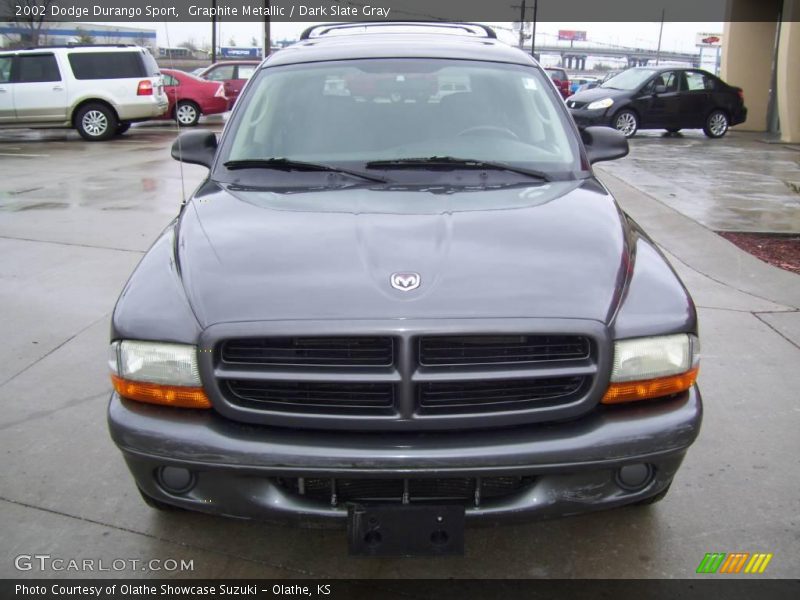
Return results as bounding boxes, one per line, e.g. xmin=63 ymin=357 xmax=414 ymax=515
xmin=653 ymin=84 xmax=667 ymax=95
xmin=581 ymin=126 xmax=629 ymax=164
xmin=171 ymin=130 xmax=217 ymax=168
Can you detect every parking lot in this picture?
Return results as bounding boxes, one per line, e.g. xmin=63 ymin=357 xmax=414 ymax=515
xmin=1 ymin=124 xmax=799 ymax=579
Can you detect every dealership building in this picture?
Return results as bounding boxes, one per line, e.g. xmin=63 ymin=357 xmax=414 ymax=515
xmin=0 ymin=22 xmax=156 ymax=49
xmin=723 ymin=0 xmax=799 ymax=142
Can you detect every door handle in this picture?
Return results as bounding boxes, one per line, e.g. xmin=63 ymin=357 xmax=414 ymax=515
xmin=0 ymin=87 xmax=7 ymax=93
xmin=53 ymin=85 xmax=64 ymax=91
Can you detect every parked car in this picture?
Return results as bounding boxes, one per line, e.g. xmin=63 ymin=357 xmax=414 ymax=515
xmin=108 ymin=22 xmax=702 ymax=557
xmin=196 ymin=60 xmax=259 ymax=106
xmin=160 ymin=68 xmax=228 ymax=126
xmin=0 ymin=44 xmax=168 ymax=140
xmin=576 ymin=70 xmax=622 ymax=92
xmin=570 ymin=76 xmax=597 ymax=94
xmin=544 ymin=67 xmax=571 ymax=99
xmin=567 ymin=66 xmax=747 ymax=138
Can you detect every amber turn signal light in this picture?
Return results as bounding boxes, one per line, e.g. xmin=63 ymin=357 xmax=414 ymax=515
xmin=111 ymin=375 xmax=212 ymax=409
xmin=601 ymin=367 xmax=699 ymax=405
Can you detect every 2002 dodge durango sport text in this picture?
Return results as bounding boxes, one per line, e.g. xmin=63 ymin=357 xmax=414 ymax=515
xmin=107 ymin=22 xmax=702 ymax=556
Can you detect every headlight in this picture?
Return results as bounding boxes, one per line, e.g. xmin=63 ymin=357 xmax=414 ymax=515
xmin=587 ymin=97 xmax=614 ymax=110
xmin=109 ymin=341 xmax=211 ymax=409
xmin=602 ymin=334 xmax=699 ymax=404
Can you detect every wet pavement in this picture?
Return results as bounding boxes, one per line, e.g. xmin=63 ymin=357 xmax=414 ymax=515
xmin=598 ymin=130 xmax=800 ymax=234
xmin=0 ymin=124 xmax=798 ymax=580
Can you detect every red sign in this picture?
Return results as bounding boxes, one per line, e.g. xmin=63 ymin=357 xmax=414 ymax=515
xmin=558 ymin=30 xmax=587 ymax=41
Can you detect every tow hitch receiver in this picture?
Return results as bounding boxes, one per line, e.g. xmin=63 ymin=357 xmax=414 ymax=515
xmin=347 ymin=504 xmax=465 ymax=556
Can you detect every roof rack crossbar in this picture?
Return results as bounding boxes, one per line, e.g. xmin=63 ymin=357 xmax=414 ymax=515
xmin=299 ymin=21 xmax=497 ymax=41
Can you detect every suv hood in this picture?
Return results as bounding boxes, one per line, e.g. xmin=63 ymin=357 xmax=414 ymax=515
xmin=177 ymin=180 xmax=630 ymax=326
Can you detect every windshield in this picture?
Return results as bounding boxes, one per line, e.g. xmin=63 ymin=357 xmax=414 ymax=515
xmin=601 ymin=68 xmax=657 ymax=90
xmin=220 ymin=58 xmax=581 ymax=179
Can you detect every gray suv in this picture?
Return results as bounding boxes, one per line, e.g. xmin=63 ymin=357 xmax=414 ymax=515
xmin=108 ymin=23 xmax=701 ymax=556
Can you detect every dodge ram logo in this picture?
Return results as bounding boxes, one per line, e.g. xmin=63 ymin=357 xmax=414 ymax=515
xmin=390 ymin=272 xmax=421 ymax=291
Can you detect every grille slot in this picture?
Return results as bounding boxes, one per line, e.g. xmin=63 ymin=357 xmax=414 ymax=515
xmin=221 ymin=336 xmax=394 ymax=367
xmin=419 ymin=376 xmax=586 ymax=413
xmin=225 ymin=380 xmax=395 ymax=414
xmin=419 ymin=334 xmax=590 ymax=366
xmin=276 ymin=476 xmax=531 ymax=506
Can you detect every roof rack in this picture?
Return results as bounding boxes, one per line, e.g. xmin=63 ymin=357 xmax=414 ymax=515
xmin=299 ymin=22 xmax=497 ymax=41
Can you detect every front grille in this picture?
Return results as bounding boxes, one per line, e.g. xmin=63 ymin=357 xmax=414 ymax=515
xmin=419 ymin=376 xmax=586 ymax=413
xmin=225 ymin=380 xmax=394 ymax=413
xmin=211 ymin=327 xmax=600 ymax=428
xmin=221 ymin=336 xmax=393 ymax=367
xmin=275 ymin=476 xmax=532 ymax=506
xmin=419 ymin=334 xmax=590 ymax=366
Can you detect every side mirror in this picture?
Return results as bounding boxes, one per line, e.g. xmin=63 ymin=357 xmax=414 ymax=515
xmin=581 ymin=126 xmax=629 ymax=164
xmin=171 ymin=130 xmax=217 ymax=168
xmin=653 ymin=84 xmax=667 ymax=95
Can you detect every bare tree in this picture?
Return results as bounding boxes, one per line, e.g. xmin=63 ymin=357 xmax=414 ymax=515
xmin=179 ymin=38 xmax=198 ymax=52
xmin=5 ymin=0 xmax=54 ymax=48
xmin=74 ymin=27 xmax=95 ymax=45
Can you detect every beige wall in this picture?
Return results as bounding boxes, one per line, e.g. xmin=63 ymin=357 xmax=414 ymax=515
xmin=776 ymin=1 xmax=800 ymax=142
xmin=721 ymin=20 xmax=777 ymax=132
xmin=721 ymin=0 xmax=800 ymax=142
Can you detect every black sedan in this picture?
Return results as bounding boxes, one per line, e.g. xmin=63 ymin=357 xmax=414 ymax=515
xmin=567 ymin=67 xmax=747 ymax=138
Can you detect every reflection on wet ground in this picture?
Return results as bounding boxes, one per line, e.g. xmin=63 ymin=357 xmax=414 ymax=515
xmin=598 ymin=130 xmax=800 ymax=234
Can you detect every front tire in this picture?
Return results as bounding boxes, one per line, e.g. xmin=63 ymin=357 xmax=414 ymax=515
xmin=175 ymin=101 xmax=201 ymax=127
xmin=703 ymin=110 xmax=729 ymax=138
xmin=75 ymin=103 xmax=117 ymax=141
xmin=613 ymin=109 xmax=639 ymax=138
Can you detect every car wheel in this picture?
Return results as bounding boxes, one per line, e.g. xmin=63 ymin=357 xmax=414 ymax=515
xmin=634 ymin=483 xmax=671 ymax=506
xmin=613 ymin=109 xmax=638 ymax=138
xmin=138 ymin=487 xmax=183 ymax=512
xmin=115 ymin=122 xmax=131 ymax=135
xmin=75 ymin=103 xmax=117 ymax=141
xmin=175 ymin=101 xmax=201 ymax=127
xmin=703 ymin=110 xmax=729 ymax=138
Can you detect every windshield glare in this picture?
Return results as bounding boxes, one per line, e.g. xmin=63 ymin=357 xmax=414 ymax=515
xmin=223 ymin=59 xmax=580 ymax=175
xmin=601 ymin=68 xmax=657 ymax=90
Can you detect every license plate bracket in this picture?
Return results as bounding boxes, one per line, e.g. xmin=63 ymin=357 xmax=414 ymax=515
xmin=347 ymin=503 xmax=465 ymax=557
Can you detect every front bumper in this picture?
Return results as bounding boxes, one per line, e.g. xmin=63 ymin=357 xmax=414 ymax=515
xmin=109 ymin=385 xmax=702 ymax=525
xmin=569 ymin=108 xmax=613 ymax=128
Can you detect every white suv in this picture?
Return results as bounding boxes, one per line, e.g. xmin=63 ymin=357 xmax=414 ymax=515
xmin=0 ymin=45 xmax=168 ymax=141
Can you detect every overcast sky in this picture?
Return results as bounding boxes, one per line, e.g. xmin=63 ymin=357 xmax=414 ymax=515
xmin=126 ymin=21 xmax=723 ymax=53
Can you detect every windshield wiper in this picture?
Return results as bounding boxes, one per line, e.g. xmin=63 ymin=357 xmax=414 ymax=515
xmin=223 ymin=158 xmax=388 ymax=183
xmin=365 ymin=156 xmax=550 ymax=181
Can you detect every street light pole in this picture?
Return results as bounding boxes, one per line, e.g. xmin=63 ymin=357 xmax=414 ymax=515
xmin=518 ymin=0 xmax=527 ymax=49
xmin=531 ymin=0 xmax=538 ymax=58
xmin=211 ymin=0 xmax=217 ymax=63
xmin=655 ymin=8 xmax=665 ymax=66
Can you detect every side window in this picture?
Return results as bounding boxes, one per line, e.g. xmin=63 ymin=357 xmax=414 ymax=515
xmin=237 ymin=65 xmax=256 ymax=80
xmin=163 ymin=74 xmax=179 ymax=87
xmin=68 ymin=52 xmax=146 ymax=80
xmin=204 ymin=65 xmax=235 ymax=82
xmin=16 ymin=54 xmax=61 ymax=83
xmin=0 ymin=56 xmax=11 ymax=83
xmin=685 ymin=71 xmax=708 ymax=91
xmin=660 ymin=72 xmax=679 ymax=93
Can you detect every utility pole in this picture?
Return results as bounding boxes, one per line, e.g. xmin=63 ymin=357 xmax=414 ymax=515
xmin=518 ymin=0 xmax=527 ymax=49
xmin=655 ymin=8 xmax=665 ymax=66
xmin=263 ymin=0 xmax=271 ymax=58
xmin=211 ymin=0 xmax=217 ymax=63
xmin=531 ymin=0 xmax=538 ymax=57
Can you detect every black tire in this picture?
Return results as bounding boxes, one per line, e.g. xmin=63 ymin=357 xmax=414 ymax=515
xmin=75 ymin=102 xmax=117 ymax=141
xmin=635 ymin=483 xmax=671 ymax=506
xmin=666 ymin=127 xmax=681 ymax=134
xmin=115 ymin=122 xmax=131 ymax=135
xmin=703 ymin=109 xmax=729 ymax=138
xmin=613 ymin=109 xmax=638 ymax=138
xmin=175 ymin=101 xmax=201 ymax=127
xmin=138 ymin=487 xmax=183 ymax=512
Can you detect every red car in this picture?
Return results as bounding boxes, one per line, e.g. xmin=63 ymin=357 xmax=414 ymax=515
xmin=196 ymin=60 xmax=260 ymax=106
xmin=545 ymin=67 xmax=571 ymax=100
xmin=160 ymin=68 xmax=229 ymax=126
